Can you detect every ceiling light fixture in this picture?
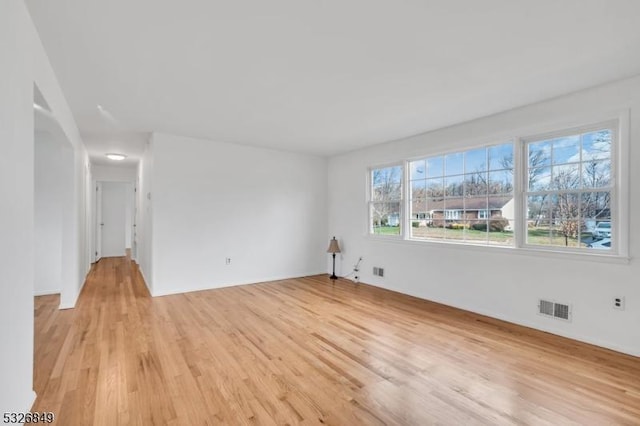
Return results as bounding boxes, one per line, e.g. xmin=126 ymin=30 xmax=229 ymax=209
xmin=106 ymin=153 xmax=127 ymax=161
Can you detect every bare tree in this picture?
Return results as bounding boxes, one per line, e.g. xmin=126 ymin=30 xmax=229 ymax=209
xmin=372 ymin=167 xmax=401 ymax=227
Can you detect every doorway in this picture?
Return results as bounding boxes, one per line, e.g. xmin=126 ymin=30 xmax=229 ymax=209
xmin=94 ymin=181 xmax=134 ymax=260
xmin=33 ymin=87 xmax=76 ymax=300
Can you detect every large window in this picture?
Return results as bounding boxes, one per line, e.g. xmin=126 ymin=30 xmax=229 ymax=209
xmin=368 ymin=119 xmax=623 ymax=257
xmin=369 ymin=165 xmax=402 ymax=236
xmin=524 ymin=125 xmax=613 ymax=251
xmin=408 ymin=143 xmax=514 ymax=245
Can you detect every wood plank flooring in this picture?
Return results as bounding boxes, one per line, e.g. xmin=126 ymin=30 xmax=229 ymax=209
xmin=33 ymin=256 xmax=640 ymax=425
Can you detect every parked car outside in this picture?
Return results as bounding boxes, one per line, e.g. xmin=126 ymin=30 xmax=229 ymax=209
xmin=587 ymin=238 xmax=611 ymax=250
xmin=592 ymin=221 xmax=611 ymax=240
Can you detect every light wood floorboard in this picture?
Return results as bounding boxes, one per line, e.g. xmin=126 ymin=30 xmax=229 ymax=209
xmin=33 ymin=256 xmax=640 ymax=425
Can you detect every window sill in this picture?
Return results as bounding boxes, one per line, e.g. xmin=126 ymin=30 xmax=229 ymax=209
xmin=365 ymin=234 xmax=630 ymax=265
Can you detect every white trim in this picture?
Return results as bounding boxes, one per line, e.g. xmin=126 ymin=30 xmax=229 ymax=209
xmin=616 ymin=110 xmax=631 ymax=259
xmin=150 ymin=272 xmax=326 ymax=297
xmin=365 ymin=110 xmax=631 ymax=261
xmin=520 ymin=118 xmax=623 ymax=256
xmin=367 ymin=163 xmax=404 ymax=238
xmin=359 ymin=278 xmax=639 ymax=357
xmin=366 ymin=232 xmax=630 ymax=265
xmin=33 ymin=289 xmax=60 ymax=297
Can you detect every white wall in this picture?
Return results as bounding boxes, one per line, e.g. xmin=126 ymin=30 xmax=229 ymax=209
xmin=149 ymin=132 xmax=328 ymax=296
xmin=0 ymin=0 xmax=88 ymax=413
xmin=90 ymin=164 xmax=137 ymax=261
xmin=328 ymin=75 xmax=640 ymax=356
xmin=136 ymin=139 xmax=154 ymax=292
xmin=92 ymin=164 xmax=137 ymax=182
xmin=34 ymin=132 xmax=66 ymax=295
xmin=124 ymin=182 xmax=134 ymax=248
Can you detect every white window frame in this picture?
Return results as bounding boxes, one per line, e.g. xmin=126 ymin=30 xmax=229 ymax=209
xmin=444 ymin=210 xmax=462 ymax=220
xmin=368 ymin=163 xmax=404 ymax=238
xmin=478 ymin=209 xmax=489 ymax=220
xmin=517 ymin=120 xmax=623 ymax=256
xmin=405 ymin=141 xmax=515 ymax=246
xmin=365 ymin=112 xmax=629 ymax=263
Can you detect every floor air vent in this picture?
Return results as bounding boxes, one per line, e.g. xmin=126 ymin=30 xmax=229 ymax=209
xmin=538 ymin=299 xmax=571 ymax=321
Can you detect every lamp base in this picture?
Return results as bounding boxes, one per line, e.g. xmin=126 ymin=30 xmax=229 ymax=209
xmin=330 ymin=253 xmax=338 ymax=280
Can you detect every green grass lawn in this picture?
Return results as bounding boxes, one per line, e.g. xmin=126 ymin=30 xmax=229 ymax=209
xmin=373 ymin=225 xmax=589 ymax=247
xmin=411 ymin=226 xmax=513 ymax=244
xmin=526 ymin=227 xmax=590 ymax=247
xmin=372 ymin=226 xmax=401 ymax=236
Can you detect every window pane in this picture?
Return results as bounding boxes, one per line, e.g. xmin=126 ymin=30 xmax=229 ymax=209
xmin=552 ymin=135 xmax=580 ymax=165
xmin=372 ymin=183 xmax=401 ymax=201
xmin=411 ymin=180 xmax=426 ymax=200
xmin=426 ymin=178 xmax=444 ymax=197
xmin=410 ymin=160 xmax=426 ymax=180
xmin=370 ymin=165 xmax=403 ymax=236
xmin=426 ymin=197 xmax=445 ymax=228
xmin=488 ymin=219 xmax=514 ymax=246
xmin=581 ymin=191 xmax=611 ymax=222
xmin=488 ymin=170 xmax=513 ymax=194
xmin=526 ymin=195 xmax=549 ymax=244
xmin=371 ymin=202 xmax=401 ymax=235
xmin=414 ymin=224 xmax=445 ymax=240
xmin=525 ymin=125 xmax=615 ymax=252
xmin=464 ymin=172 xmax=488 ymax=196
xmin=582 ymin=130 xmax=611 ymax=161
xmin=489 ymin=143 xmax=513 ymax=171
xmin=528 ymin=166 xmax=551 ymax=191
xmin=410 ymin=197 xmax=428 ymax=238
xmin=552 ymin=163 xmax=580 ymax=190
xmin=411 ymin=198 xmax=426 ymax=220
xmin=445 ymin=175 xmax=464 ymax=197
xmin=528 ymin=140 xmax=552 ymax=167
xmin=372 ymin=166 xmax=402 ymax=185
xmin=465 ymin=196 xmax=488 ymax=213
xmin=426 ymin=156 xmax=443 ymax=178
xmin=407 ymin=142 xmax=512 ymax=245
xmin=582 ymin=160 xmax=611 ymax=188
xmin=466 ymin=222 xmax=488 ymax=244
xmin=528 ymin=219 xmax=551 ymax=246
xmin=371 ymin=164 xmax=402 ymax=201
xmin=445 ymin=152 xmax=464 ymax=176
xmin=464 ymin=148 xmax=487 ymax=173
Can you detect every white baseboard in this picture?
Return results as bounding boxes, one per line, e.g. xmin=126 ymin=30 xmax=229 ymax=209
xmin=359 ymin=280 xmax=640 ymax=358
xmin=151 ymin=271 xmax=326 ymax=297
xmin=33 ymin=289 xmax=60 ymax=297
xmin=28 ymin=389 xmax=37 ymax=411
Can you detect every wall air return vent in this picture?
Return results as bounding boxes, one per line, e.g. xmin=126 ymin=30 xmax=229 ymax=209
xmin=538 ymin=299 xmax=571 ymax=321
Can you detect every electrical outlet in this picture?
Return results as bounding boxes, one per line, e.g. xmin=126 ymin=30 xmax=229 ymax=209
xmin=613 ymin=296 xmax=625 ymax=310
xmin=225 ymin=257 xmax=231 ymax=265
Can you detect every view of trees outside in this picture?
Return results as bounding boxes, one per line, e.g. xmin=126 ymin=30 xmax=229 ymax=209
xmin=409 ymin=143 xmax=514 ymax=245
xmin=525 ymin=129 xmax=612 ymax=249
xmin=370 ymin=128 xmax=613 ymax=251
xmin=370 ymin=165 xmax=402 ymax=235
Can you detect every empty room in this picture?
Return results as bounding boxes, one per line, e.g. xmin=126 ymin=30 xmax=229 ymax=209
xmin=2 ymin=0 xmax=640 ymax=424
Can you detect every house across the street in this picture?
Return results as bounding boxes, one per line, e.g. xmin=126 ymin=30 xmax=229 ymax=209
xmin=412 ymin=195 xmax=514 ymax=229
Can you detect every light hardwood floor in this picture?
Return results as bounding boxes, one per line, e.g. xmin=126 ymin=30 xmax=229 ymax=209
xmin=33 ymin=256 xmax=640 ymax=425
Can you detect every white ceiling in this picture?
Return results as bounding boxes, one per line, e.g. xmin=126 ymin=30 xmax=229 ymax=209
xmin=26 ymin=0 xmax=640 ymax=159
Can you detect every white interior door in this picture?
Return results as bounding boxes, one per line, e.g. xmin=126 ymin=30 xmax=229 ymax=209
xmin=101 ymin=181 xmax=127 ymax=257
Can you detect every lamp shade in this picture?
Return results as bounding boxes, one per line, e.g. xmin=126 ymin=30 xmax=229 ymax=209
xmin=327 ymin=237 xmax=341 ymax=254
